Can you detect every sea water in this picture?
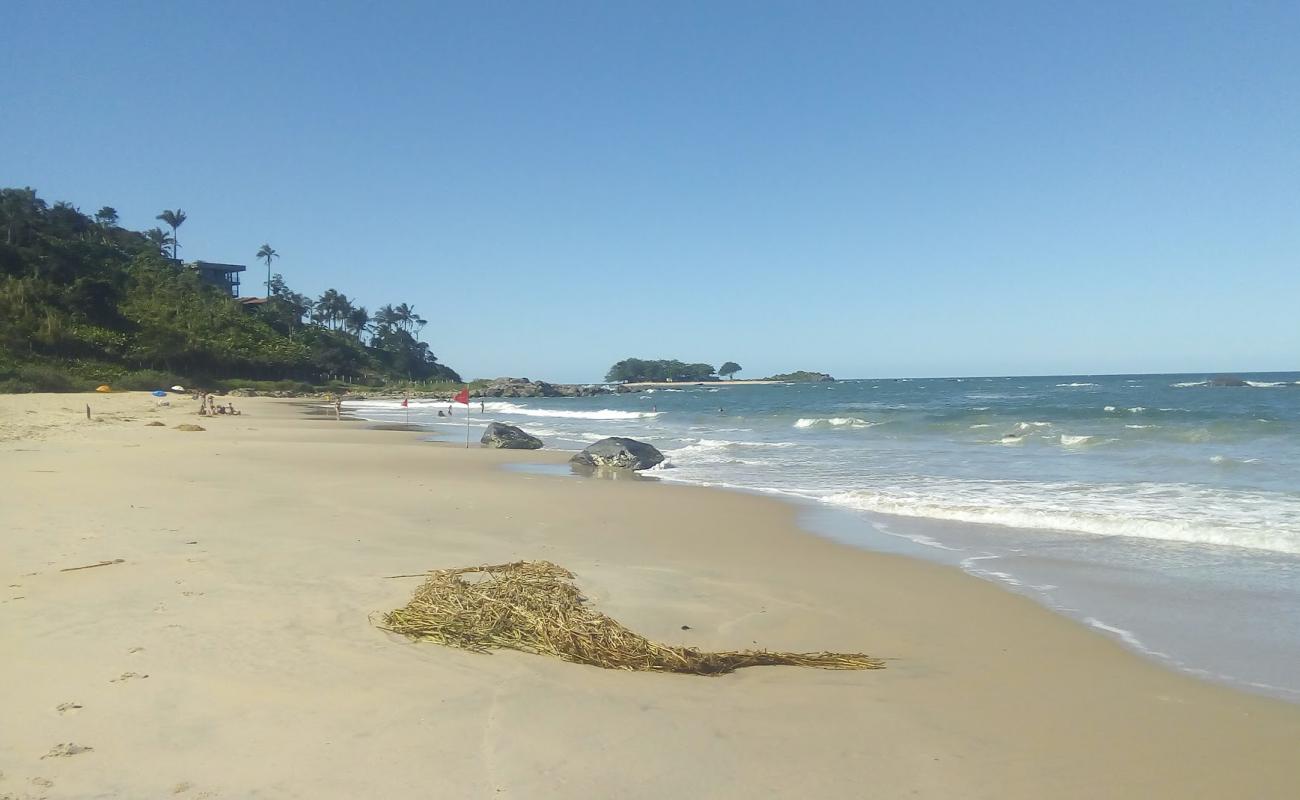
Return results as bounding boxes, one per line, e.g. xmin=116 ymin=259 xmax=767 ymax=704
xmin=347 ymin=373 xmax=1300 ymax=700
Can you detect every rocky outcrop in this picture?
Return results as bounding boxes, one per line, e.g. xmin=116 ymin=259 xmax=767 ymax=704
xmin=477 ymin=377 xmax=611 ymax=398
xmin=569 ymin=437 xmax=664 ymax=471
xmin=1208 ymin=376 xmax=1249 ymax=387
xmin=480 ymin=422 xmax=543 ymax=450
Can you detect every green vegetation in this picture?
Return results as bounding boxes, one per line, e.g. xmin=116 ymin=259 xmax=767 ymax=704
xmin=0 ymin=186 xmax=460 ymax=392
xmin=605 ymin=358 xmax=717 ymax=383
xmin=764 ymin=370 xmax=835 ymax=382
xmin=718 ymin=361 xmax=742 ymax=380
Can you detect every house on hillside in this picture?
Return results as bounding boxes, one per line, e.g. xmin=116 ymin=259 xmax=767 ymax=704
xmin=189 ymin=261 xmax=246 ymax=297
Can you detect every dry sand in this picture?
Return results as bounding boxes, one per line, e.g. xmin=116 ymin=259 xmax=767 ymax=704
xmin=2 ymin=392 xmax=1298 ymax=799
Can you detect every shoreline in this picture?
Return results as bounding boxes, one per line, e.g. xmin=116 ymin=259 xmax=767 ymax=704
xmin=472 ymin=455 xmax=1300 ymax=704
xmin=4 ymin=393 xmax=1300 ymax=797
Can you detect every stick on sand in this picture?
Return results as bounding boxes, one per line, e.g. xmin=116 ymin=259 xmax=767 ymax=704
xmin=60 ymin=559 xmax=125 ymax=572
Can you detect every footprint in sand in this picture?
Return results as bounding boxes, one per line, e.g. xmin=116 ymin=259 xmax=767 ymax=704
xmin=128 ymin=646 xmax=144 ymax=654
xmin=33 ymin=777 xmax=54 ymax=787
xmin=41 ymin=743 xmax=92 ymax=759
xmin=110 ymin=672 xmax=149 ymax=683
xmin=172 ymin=781 xmax=192 ymax=794
xmin=55 ymin=702 xmax=83 ymax=715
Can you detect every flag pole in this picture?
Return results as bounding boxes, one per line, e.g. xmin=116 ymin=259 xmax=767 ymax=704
xmin=465 ymin=390 xmax=471 ymax=449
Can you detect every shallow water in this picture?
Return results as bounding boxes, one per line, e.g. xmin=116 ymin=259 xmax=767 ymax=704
xmin=349 ymin=373 xmax=1300 ymax=700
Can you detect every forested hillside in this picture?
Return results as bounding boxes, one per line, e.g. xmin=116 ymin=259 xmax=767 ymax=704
xmin=0 ymin=187 xmax=459 ymax=391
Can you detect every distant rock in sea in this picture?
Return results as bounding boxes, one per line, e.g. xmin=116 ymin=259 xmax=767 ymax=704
xmin=569 ymin=437 xmax=664 ymax=471
xmin=480 ymin=422 xmax=543 ymax=450
xmin=1208 ymin=376 xmax=1249 ymax=387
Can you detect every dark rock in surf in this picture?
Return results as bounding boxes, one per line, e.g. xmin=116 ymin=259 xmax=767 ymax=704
xmin=1208 ymin=376 xmax=1249 ymax=387
xmin=480 ymin=422 xmax=543 ymax=450
xmin=569 ymin=437 xmax=664 ymax=471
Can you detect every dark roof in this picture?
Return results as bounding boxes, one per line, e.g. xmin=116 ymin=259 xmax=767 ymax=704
xmin=238 ymin=297 xmax=268 ymax=305
xmin=192 ymin=261 xmax=246 ymax=273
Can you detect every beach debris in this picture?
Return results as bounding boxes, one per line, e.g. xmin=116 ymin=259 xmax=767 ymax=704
xmin=480 ymin=422 xmax=544 ymax=450
xmin=379 ymin=561 xmax=883 ymax=675
xmin=110 ymin=672 xmax=148 ymax=682
xmin=174 ymin=424 xmax=205 ymax=432
xmin=146 ymin=421 xmax=166 ymax=427
xmin=41 ymin=743 xmax=93 ymax=759
xmin=55 ymin=702 xmax=83 ymax=714
xmin=59 ymin=559 xmax=125 ymax=572
xmin=570 ymin=437 xmax=665 ymax=471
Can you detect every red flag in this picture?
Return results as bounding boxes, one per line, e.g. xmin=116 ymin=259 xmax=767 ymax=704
xmin=401 ymin=397 xmax=408 ymax=408
xmin=454 ymin=388 xmax=470 ymax=405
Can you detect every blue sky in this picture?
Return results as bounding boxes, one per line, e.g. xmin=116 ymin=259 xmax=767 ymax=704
xmin=4 ymin=1 xmax=1297 ymax=382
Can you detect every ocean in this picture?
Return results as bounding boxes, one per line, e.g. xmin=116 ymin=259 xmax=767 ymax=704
xmin=346 ymin=373 xmax=1300 ymax=701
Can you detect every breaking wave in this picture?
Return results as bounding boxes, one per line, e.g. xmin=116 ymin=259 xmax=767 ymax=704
xmin=821 ymin=484 xmax=1300 ymax=555
xmin=793 ymin=417 xmax=878 ymax=429
xmin=481 ymin=401 xmax=660 ymax=420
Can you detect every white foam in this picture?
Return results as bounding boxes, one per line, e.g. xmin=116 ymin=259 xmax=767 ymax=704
xmin=1083 ymin=618 xmax=1170 ymax=659
xmin=1246 ymin=381 xmax=1287 ymax=388
xmin=1104 ymin=406 xmax=1117 ymax=412
xmin=1056 ymin=382 xmax=1098 ymax=387
xmin=793 ymin=417 xmax=878 ymax=429
xmin=820 ymin=485 xmax=1300 ymax=555
xmin=480 ymin=401 xmax=660 ymax=420
xmin=1060 ymin=434 xmax=1094 ymax=446
xmin=1171 ymin=380 xmax=1207 ymax=388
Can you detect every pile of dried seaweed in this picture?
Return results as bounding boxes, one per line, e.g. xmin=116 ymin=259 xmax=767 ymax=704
xmin=378 ymin=560 xmax=883 ymax=675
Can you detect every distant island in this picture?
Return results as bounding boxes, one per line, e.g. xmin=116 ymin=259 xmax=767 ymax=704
xmin=764 ymin=371 xmax=835 ymax=382
xmin=605 ymin=358 xmax=726 ymax=383
xmin=604 ymin=358 xmax=833 ymax=385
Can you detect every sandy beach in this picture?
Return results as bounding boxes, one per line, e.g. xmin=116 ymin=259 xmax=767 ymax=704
xmin=3 ymin=392 xmax=1299 ymax=799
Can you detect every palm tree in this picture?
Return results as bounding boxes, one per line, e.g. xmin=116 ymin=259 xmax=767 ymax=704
xmin=374 ymin=304 xmax=397 ymax=331
xmin=94 ymin=207 xmax=119 ymax=227
xmin=344 ymin=306 xmax=371 ymax=339
xmin=144 ymin=227 xmax=175 ymax=257
xmin=315 ymin=289 xmax=342 ymax=329
xmin=156 ymin=209 xmax=186 ymax=260
xmin=256 ymin=244 xmax=278 ymax=298
xmin=393 ymin=303 xmax=427 ymax=336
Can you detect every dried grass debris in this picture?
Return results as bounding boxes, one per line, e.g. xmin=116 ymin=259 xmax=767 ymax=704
xmin=379 ymin=560 xmax=883 ymax=675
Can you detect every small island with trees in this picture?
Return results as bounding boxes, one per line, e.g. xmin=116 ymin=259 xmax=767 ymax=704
xmin=604 ymin=357 xmax=833 ymax=386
